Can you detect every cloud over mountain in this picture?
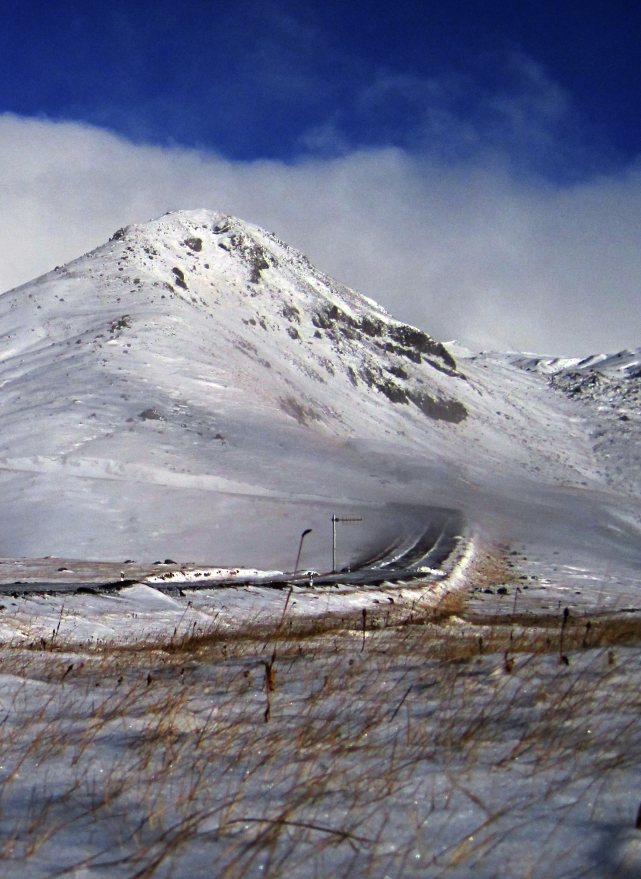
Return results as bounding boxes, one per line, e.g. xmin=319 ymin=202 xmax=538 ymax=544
xmin=2 ymin=113 xmax=641 ymax=355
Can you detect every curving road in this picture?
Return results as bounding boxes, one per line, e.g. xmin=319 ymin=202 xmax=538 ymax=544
xmin=290 ymin=506 xmax=466 ymax=587
xmin=0 ymin=506 xmax=466 ymax=595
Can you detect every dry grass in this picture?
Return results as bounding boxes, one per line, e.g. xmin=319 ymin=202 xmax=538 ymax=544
xmin=0 ymin=563 xmax=641 ymax=877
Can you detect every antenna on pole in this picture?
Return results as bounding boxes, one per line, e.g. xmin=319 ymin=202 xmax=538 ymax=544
xmin=331 ymin=515 xmax=363 ymax=573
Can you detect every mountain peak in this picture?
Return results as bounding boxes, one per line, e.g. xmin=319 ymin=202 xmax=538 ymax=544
xmin=0 ymin=208 xmax=478 ymax=560
xmin=88 ymin=208 xmax=466 ymax=426
xmin=109 ymin=208 xmax=324 ymax=287
xmin=106 ymin=207 xmax=395 ymax=321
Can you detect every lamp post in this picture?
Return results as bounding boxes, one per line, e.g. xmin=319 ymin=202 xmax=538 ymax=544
xmin=294 ymin=528 xmax=312 ymax=574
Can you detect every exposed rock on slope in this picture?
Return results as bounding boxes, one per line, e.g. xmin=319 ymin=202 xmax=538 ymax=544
xmin=511 ymin=349 xmax=641 ymax=497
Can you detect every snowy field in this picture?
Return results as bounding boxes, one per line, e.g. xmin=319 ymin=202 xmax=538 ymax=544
xmin=2 ymin=594 xmax=641 ymax=877
xmin=0 ymin=542 xmax=639 ymax=878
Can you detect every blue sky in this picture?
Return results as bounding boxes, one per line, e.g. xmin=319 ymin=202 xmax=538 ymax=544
xmin=3 ymin=0 xmax=639 ymax=176
xmin=2 ymin=0 xmax=641 ymax=354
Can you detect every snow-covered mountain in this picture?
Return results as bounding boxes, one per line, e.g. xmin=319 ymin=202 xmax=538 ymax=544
xmin=0 ymin=209 xmax=637 ymax=569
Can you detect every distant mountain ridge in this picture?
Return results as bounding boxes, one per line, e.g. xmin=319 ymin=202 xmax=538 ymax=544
xmin=506 ymin=348 xmax=641 ymax=500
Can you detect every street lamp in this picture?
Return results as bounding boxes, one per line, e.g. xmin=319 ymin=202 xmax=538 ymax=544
xmin=294 ymin=528 xmax=312 ymax=574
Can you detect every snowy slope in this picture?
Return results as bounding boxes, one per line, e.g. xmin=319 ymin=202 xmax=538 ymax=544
xmin=509 ymin=348 xmax=641 ymax=500
xmin=0 ymin=209 xmax=635 ymax=570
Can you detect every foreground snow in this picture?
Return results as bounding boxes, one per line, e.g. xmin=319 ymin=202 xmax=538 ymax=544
xmin=0 ymin=611 xmax=640 ymax=878
xmin=0 ymin=540 xmax=638 ymax=876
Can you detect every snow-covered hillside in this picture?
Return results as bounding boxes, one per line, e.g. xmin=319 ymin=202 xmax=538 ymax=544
xmin=510 ymin=349 xmax=641 ymax=498
xmin=0 ymin=209 xmax=637 ymax=572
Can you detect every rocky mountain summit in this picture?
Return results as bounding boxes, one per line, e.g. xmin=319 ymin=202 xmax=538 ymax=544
xmin=105 ymin=210 xmax=468 ymax=429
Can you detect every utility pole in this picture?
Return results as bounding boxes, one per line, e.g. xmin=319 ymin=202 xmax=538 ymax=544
xmin=331 ymin=515 xmax=363 ymax=573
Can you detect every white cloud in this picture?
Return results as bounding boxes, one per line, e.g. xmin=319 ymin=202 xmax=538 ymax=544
xmin=1 ymin=112 xmax=641 ymax=355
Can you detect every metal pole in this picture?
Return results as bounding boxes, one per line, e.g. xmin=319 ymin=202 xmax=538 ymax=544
xmin=332 ymin=516 xmax=337 ymax=573
xmin=331 ymin=515 xmax=362 ymax=574
xmin=294 ymin=528 xmax=312 ymax=574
